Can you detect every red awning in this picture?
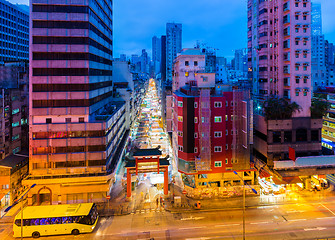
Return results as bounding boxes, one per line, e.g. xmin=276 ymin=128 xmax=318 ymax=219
xmin=259 ymin=168 xmax=271 ymax=178
xmin=273 ymin=176 xmax=302 ymax=185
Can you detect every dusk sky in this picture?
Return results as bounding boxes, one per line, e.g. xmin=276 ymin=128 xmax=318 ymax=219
xmin=9 ymin=0 xmax=335 ymax=60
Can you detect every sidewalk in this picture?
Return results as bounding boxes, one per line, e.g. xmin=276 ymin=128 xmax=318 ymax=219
xmin=164 ymin=185 xmax=335 ymax=213
xmin=0 ymin=199 xmax=27 ymax=224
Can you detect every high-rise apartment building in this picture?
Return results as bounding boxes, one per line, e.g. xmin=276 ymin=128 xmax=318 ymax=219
xmin=0 ymin=63 xmax=29 ymax=160
xmin=248 ymin=0 xmax=322 ymax=167
xmin=172 ymin=49 xmax=254 ymax=194
xmin=166 ymin=23 xmax=182 ymax=85
xmin=0 ymin=0 xmax=29 ymax=64
xmin=152 ymin=36 xmax=161 ymax=63
xmin=26 ymin=0 xmax=128 ymax=205
xmin=311 ymin=2 xmax=327 ymax=87
xmin=152 ymin=36 xmax=161 ymax=75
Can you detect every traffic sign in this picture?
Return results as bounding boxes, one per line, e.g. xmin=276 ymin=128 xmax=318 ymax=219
xmin=106 ymin=195 xmax=111 ymax=200
xmin=182 ymin=190 xmax=187 ymax=194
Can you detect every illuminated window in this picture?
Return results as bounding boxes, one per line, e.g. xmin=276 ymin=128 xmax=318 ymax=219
xmin=214 ymin=161 xmax=222 ymax=167
xmin=214 ymin=116 xmax=222 ymax=123
xmin=178 ymin=116 xmax=183 ymax=122
xmin=178 ymin=101 xmax=183 ymax=107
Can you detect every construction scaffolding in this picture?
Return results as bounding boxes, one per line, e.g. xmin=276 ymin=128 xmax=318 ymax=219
xmin=196 ymin=88 xmax=211 ymax=171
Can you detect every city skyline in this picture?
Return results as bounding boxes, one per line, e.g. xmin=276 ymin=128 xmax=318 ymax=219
xmin=7 ymin=0 xmax=335 ymax=59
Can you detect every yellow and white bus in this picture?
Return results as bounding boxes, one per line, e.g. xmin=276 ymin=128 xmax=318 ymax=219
xmin=13 ymin=203 xmax=98 ymax=238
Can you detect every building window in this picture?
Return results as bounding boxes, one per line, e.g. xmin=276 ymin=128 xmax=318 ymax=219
xmin=303 ymin=92 xmax=307 ymax=96
xmin=194 ymin=102 xmax=198 ymax=108
xmin=295 ymin=15 xmax=299 ymax=20
xmin=194 ymin=147 xmax=198 ymax=153
xmin=296 ymin=128 xmax=307 ymax=142
xmin=214 ymin=116 xmax=222 ymax=123
xmin=296 ymin=77 xmax=300 ymax=84
xmin=185 ymin=72 xmax=189 ymax=77
xmin=194 ymin=117 xmax=198 ymax=123
xmin=178 ymin=116 xmax=183 ymax=122
xmin=214 ymin=161 xmax=222 ymax=167
xmin=194 ymin=61 xmax=198 ymax=66
xmin=296 ymin=92 xmax=299 ymax=96
xmin=303 ymin=41 xmax=307 ymax=46
xmin=194 ymin=132 xmax=198 ymax=138
xmin=46 ymin=118 xmax=52 ymax=124
xmin=65 ymin=118 xmax=71 ymax=123
xmin=303 ymin=3 xmax=306 ymax=7
xmin=295 ymin=3 xmax=299 ymax=7
xmin=185 ymin=61 xmax=189 ymax=66
xmin=225 ymin=158 xmax=228 ymax=164
xmin=225 ymin=115 xmax=228 ymax=121
xmin=303 ymin=15 xmax=307 ymax=20
xmin=214 ymin=131 xmax=222 ymax=138
xmin=303 ymin=28 xmax=307 ymax=33
xmin=226 ymin=129 xmax=228 ymax=135
xmin=178 ymin=101 xmax=183 ymax=107
xmin=214 ymin=146 xmax=222 ymax=152
xmin=226 ymin=144 xmax=229 ymax=150
xmin=231 ymin=130 xmax=234 ymax=135
xmin=214 ymin=102 xmax=222 ymax=108
xmin=226 ymin=101 xmax=228 ymax=106
xmin=177 ymin=131 xmax=183 ymax=137
xmin=178 ymin=146 xmax=183 ymax=151
xmin=79 ymin=117 xmax=84 ymax=123
xmin=295 ymin=28 xmax=299 ymax=33
xmin=295 ymin=40 xmax=299 ymax=46
xmin=303 ymin=66 xmax=307 ymax=71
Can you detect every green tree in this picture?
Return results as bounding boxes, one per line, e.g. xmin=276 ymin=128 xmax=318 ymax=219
xmin=263 ymin=97 xmax=302 ymax=120
xmin=310 ymin=94 xmax=329 ymax=119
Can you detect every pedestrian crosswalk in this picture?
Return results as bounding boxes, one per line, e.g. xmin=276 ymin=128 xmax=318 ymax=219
xmin=131 ymin=209 xmax=165 ymax=214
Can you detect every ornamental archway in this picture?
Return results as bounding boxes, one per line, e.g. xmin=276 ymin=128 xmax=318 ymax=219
xmin=37 ymin=186 xmax=52 ymax=205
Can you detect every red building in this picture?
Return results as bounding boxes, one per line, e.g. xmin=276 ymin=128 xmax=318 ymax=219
xmin=172 ymin=49 xmax=255 ymax=196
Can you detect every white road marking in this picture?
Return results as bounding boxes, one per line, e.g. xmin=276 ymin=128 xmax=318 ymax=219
xmin=185 ymin=238 xmax=211 ymax=240
xmin=215 ymin=224 xmax=240 ymax=227
xmin=180 ymin=216 xmax=205 ymax=221
xmin=179 ymin=226 xmax=205 ymax=230
xmin=287 ymin=210 xmax=305 ymax=213
xmin=304 ymin=227 xmax=327 ymax=231
xmin=317 ymin=216 xmax=335 ymax=220
xmin=250 ymin=221 xmax=269 ymax=225
xmin=320 ymin=203 xmax=335 ymax=216
xmin=288 ymin=219 xmax=307 ymax=222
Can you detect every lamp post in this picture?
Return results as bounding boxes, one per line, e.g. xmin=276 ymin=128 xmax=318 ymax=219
xmin=5 ymin=184 xmax=36 ymax=240
xmin=233 ymin=171 xmax=257 ymax=240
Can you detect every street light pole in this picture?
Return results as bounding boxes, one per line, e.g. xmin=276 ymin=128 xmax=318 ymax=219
xmin=233 ymin=171 xmax=257 ymax=240
xmin=242 ymin=176 xmax=245 ymax=240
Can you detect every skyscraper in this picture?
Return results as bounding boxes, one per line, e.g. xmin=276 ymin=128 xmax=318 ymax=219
xmin=26 ymin=0 xmax=127 ymax=204
xmin=152 ymin=36 xmax=161 ymax=63
xmin=248 ymin=0 xmax=322 ymax=166
xmin=0 ymin=0 xmax=29 ymax=64
xmin=166 ymin=23 xmax=182 ymax=85
xmin=152 ymin=36 xmax=161 ymax=75
xmin=311 ymin=2 xmax=326 ymax=87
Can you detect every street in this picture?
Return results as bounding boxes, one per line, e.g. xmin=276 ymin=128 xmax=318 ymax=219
xmin=3 ymin=199 xmax=335 ymax=239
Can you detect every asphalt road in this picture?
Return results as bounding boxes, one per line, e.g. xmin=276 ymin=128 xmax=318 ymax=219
xmin=3 ymin=200 xmax=335 ymax=240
